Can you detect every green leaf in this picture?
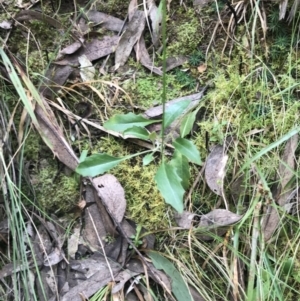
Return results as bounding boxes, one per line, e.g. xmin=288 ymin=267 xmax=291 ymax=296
xmin=143 ymin=153 xmax=155 ymax=166
xmin=163 ymin=100 xmax=190 ymax=128
xmin=155 ymin=162 xmax=185 ymax=213
xmin=76 ymin=153 xmax=129 ymax=177
xmin=170 ymin=151 xmax=190 ymax=190
xmin=148 ymin=131 xmax=157 ymax=142
xmin=180 ymin=108 xmax=199 ymax=138
xmin=123 ymin=126 xmax=150 ymax=140
xmin=172 ymin=138 xmax=202 ymax=165
xmin=104 ymin=113 xmax=159 ymax=132
xmin=148 ymin=251 xmax=193 ymax=301
xmin=79 ymin=150 xmax=88 ymax=163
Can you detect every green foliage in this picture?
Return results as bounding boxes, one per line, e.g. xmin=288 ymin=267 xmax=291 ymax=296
xmin=155 ymin=162 xmax=185 ymax=213
xmin=163 ymin=100 xmax=190 ymax=128
xmin=188 ymin=51 xmax=205 ymax=66
xmin=104 ymin=113 xmax=160 ymax=132
xmin=76 ymin=153 xmax=130 ymax=177
xmin=76 ymin=100 xmax=202 ymax=212
xmin=148 ymin=251 xmax=193 ymax=301
xmin=174 ymin=69 xmax=197 ymax=90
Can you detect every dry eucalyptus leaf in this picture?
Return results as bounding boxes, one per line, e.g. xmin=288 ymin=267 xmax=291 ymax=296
xmin=54 ymin=36 xmax=119 ymax=66
xmin=58 ymin=39 xmax=84 ymax=57
xmin=278 ymin=133 xmax=298 ymax=204
xmin=205 ymin=144 xmax=228 ymax=196
xmin=68 ymin=226 xmax=81 ymax=259
xmin=0 ymin=20 xmax=12 ymax=29
xmin=134 ymin=36 xmax=163 ymax=75
xmin=199 ymin=209 xmax=242 ymax=228
xmin=35 ymin=100 xmax=79 ymax=171
xmin=115 ymin=10 xmax=146 ymax=69
xmin=147 ymin=0 xmax=162 ymax=47
xmin=128 ymin=0 xmax=138 ymax=19
xmin=78 ymin=54 xmax=95 ymax=82
xmin=61 ymin=258 xmax=121 ymax=301
xmin=45 ymin=269 xmax=57 ymax=294
xmin=262 ymin=134 xmax=299 ymax=241
xmin=44 ymin=247 xmax=65 ymax=266
xmin=81 ymin=10 xmax=124 ymax=32
xmin=112 ymin=269 xmax=141 ymax=294
xmin=93 ymin=174 xmax=127 ymax=223
xmin=174 ymin=211 xmax=196 ymax=229
xmin=165 ymin=56 xmax=188 ymax=71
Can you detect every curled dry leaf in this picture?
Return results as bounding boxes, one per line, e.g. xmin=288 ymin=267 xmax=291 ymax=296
xmin=54 ymin=36 xmax=119 ymax=66
xmin=44 ymin=247 xmax=65 ymax=266
xmin=115 ymin=10 xmax=146 ymax=69
xmin=205 ymin=144 xmax=228 ymax=196
xmin=197 ymin=63 xmax=207 ymax=73
xmin=58 ymin=39 xmax=84 ymax=57
xmin=197 ymin=209 xmax=242 ymax=241
xmin=147 ymin=0 xmax=162 ymax=47
xmin=78 ymin=54 xmax=95 ymax=82
xmin=93 ymin=174 xmax=127 ymax=223
xmin=199 ymin=209 xmax=242 ymax=228
xmin=174 ymin=211 xmax=196 ymax=229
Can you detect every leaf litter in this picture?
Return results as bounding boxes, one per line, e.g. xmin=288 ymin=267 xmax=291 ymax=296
xmin=4 ymin=0 xmax=300 ymax=300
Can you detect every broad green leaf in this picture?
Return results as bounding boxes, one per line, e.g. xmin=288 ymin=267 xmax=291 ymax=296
xmin=170 ymin=151 xmax=190 ymax=190
xmin=172 ymin=138 xmax=202 ymax=165
xmin=148 ymin=251 xmax=193 ymax=301
xmin=143 ymin=153 xmax=154 ymax=166
xmin=155 ymin=162 xmax=185 ymax=213
xmin=104 ymin=113 xmax=159 ymax=132
xmin=76 ymin=153 xmax=129 ymax=177
xmin=163 ymin=100 xmax=190 ymax=128
xmin=124 ymin=126 xmax=150 ymax=140
xmin=180 ymin=108 xmax=199 ymax=138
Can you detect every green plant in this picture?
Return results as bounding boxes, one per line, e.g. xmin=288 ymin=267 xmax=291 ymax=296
xmin=76 ymin=101 xmax=202 ymax=213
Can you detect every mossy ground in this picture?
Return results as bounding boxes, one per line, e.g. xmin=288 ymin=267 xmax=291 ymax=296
xmin=3 ymin=0 xmax=300 ymax=299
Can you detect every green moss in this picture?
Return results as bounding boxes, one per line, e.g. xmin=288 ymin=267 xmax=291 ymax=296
xmin=167 ymin=8 xmax=203 ymax=56
xmin=95 ymin=137 xmax=169 ymax=230
xmin=122 ymin=73 xmax=186 ymax=108
xmin=95 ymin=0 xmax=129 ymax=18
xmin=33 ymin=160 xmax=79 ymax=213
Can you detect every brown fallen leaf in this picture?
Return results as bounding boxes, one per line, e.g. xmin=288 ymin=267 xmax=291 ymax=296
xmin=144 ymin=89 xmax=207 ymax=118
xmin=197 ymin=63 xmax=207 ymax=73
xmin=199 ymin=209 xmax=242 ymax=228
xmin=197 ymin=209 xmax=242 ymax=240
xmin=205 ymin=144 xmax=228 ymax=196
xmin=134 ymin=36 xmax=163 ymax=75
xmin=60 ymin=257 xmax=121 ymax=301
xmin=93 ymin=174 xmax=127 ymax=223
xmin=174 ymin=211 xmax=196 ymax=229
xmin=34 ymin=100 xmax=79 ymax=171
xmin=147 ymin=0 xmax=162 ymax=47
xmin=262 ymin=134 xmax=299 ymax=241
xmin=54 ymin=36 xmax=119 ymax=66
xmin=79 ymin=10 xmax=125 ymax=33
xmin=115 ymin=10 xmax=146 ymax=69
xmin=58 ymin=39 xmax=84 ymax=57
